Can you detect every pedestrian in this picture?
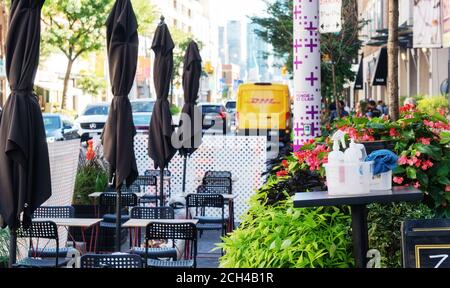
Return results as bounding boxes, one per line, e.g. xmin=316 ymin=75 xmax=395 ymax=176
xmin=330 ymin=100 xmax=349 ymax=122
xmin=366 ymin=100 xmax=382 ymax=119
xmin=377 ymin=100 xmax=389 ymax=116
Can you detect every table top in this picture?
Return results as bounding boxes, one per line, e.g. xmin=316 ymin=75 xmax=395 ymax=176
xmin=293 ymin=187 xmax=423 ymax=208
xmin=33 ymin=218 xmax=102 ymax=228
xmin=122 ymin=219 xmax=199 ymax=228
xmin=89 ymin=192 xmax=146 ymax=198
xmin=182 ymin=193 xmax=236 ymax=200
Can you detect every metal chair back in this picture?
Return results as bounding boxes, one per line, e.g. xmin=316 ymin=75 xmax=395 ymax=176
xmin=202 ymin=177 xmax=232 ymax=193
xmin=145 ymin=222 xmax=198 ymax=267
xmin=204 ymin=171 xmax=232 ymax=179
xmin=17 ymin=221 xmax=60 ymax=267
xmin=130 ymin=207 xmax=174 ymax=220
xmin=32 ymin=206 xmax=74 ymax=219
xmin=197 ymin=184 xmax=231 ymax=195
xmin=99 ymin=193 xmax=139 ymax=215
xmin=144 ymin=170 xmax=172 ymax=177
xmin=80 ymin=254 xmax=143 ymax=268
xmin=105 ymin=185 xmax=141 ymax=194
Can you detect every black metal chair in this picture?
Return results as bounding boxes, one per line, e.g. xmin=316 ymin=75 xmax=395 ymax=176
xmin=14 ymin=221 xmax=69 ymax=268
xmin=145 ymin=222 xmax=198 ymax=268
xmin=105 ymin=185 xmax=141 ymax=194
xmin=186 ymin=194 xmax=227 ymax=244
xmin=80 ymin=254 xmax=143 ymax=268
xmin=204 ymin=171 xmax=232 ymax=179
xmin=129 ymin=207 xmax=177 ymax=260
xmin=202 ymin=177 xmax=232 ymax=194
xmin=27 ymin=206 xmax=75 ymax=258
xmin=197 ymin=184 xmax=232 ymax=195
xmin=145 ymin=169 xmax=172 ymax=197
xmin=99 ymin=193 xmax=139 ymax=227
xmin=133 ymin=175 xmax=158 ymax=205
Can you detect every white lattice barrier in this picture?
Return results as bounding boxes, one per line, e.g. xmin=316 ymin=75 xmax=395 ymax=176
xmin=134 ymin=135 xmax=267 ymax=221
xmin=18 ymin=140 xmax=80 ymax=259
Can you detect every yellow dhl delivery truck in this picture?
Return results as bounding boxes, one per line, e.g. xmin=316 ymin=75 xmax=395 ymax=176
xmin=236 ymin=83 xmax=292 ymax=142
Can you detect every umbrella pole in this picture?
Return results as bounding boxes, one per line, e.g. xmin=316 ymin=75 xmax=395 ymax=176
xmin=8 ymin=228 xmax=17 ymax=267
xmin=115 ymin=188 xmax=122 ymax=252
xmin=182 ymin=156 xmax=187 ymax=193
xmin=160 ymin=168 xmax=165 ymax=207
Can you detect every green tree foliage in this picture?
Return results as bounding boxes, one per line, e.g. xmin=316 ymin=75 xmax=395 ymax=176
xmin=41 ymin=0 xmax=157 ymax=109
xmin=250 ymin=0 xmax=364 ymax=108
xmin=171 ymin=28 xmax=203 ymax=104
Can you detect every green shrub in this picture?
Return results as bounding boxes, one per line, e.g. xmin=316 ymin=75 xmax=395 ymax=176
xmin=417 ymin=96 xmax=449 ymax=116
xmin=219 ymin=196 xmax=354 ymax=268
xmin=368 ymin=202 xmax=435 ymax=268
xmin=73 ymin=165 xmax=108 ymax=205
xmin=170 ymin=104 xmax=181 ymax=116
xmin=0 ymin=229 xmax=9 ymax=267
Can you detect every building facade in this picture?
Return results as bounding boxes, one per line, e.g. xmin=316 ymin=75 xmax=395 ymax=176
xmin=0 ymin=1 xmax=7 ymax=108
xmin=354 ymin=0 xmax=449 ymax=108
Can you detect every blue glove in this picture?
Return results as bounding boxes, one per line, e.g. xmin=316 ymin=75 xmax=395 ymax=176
xmin=365 ymin=149 xmax=398 ymax=175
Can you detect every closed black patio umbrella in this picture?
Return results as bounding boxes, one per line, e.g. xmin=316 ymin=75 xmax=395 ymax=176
xmin=179 ymin=41 xmax=203 ymax=193
xmin=102 ymin=0 xmax=139 ymax=252
xmin=0 ymin=0 xmax=52 ymax=267
xmin=148 ymin=17 xmax=177 ymax=207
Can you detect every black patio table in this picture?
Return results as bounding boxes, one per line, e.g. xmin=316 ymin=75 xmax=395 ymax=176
xmin=293 ymin=187 xmax=423 ymax=268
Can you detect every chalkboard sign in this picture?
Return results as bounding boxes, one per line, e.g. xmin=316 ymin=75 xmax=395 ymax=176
xmin=402 ymin=219 xmax=450 ymax=268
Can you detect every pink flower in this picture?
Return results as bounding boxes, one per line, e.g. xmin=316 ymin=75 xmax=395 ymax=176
xmin=398 ymin=156 xmax=408 ymax=165
xmin=414 ymin=182 xmax=421 ymax=189
xmin=393 ymin=177 xmax=404 ymax=185
xmin=446 ymin=186 xmax=450 ymax=192
xmin=419 ymin=138 xmax=431 ymax=145
xmin=390 ymin=128 xmax=399 ymax=137
xmin=415 ymin=152 xmax=421 ymax=157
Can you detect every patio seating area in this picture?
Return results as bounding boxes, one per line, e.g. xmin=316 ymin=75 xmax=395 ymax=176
xmin=12 ymin=172 xmax=235 ymax=268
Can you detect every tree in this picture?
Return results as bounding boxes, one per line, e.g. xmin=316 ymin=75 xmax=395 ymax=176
xmin=251 ymin=0 xmax=364 ymax=114
xmin=388 ymin=0 xmax=400 ymax=120
xmin=41 ymin=0 xmax=157 ymax=110
xmin=171 ymin=28 xmax=203 ymax=104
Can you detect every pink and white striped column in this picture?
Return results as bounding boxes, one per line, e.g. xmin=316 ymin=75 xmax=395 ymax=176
xmin=293 ymin=0 xmax=321 ymax=151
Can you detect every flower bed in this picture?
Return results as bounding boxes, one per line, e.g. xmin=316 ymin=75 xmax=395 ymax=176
xmin=220 ymin=105 xmax=449 ymax=268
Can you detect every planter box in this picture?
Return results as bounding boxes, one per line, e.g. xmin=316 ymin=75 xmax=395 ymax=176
xmin=359 ymin=140 xmax=395 ymax=156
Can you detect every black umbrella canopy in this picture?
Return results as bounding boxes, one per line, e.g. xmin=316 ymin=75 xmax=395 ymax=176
xmin=148 ymin=20 xmax=176 ymax=170
xmin=102 ymin=0 xmax=139 ymax=190
xmin=0 ymin=0 xmax=51 ymax=229
xmin=179 ymin=41 xmax=203 ymax=157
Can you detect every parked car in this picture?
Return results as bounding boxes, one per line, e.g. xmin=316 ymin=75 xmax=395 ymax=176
xmin=199 ymin=103 xmax=231 ymax=135
xmin=131 ymin=98 xmax=155 ymax=133
xmin=43 ymin=113 xmax=80 ymax=142
xmin=74 ymin=103 xmax=110 ymax=142
xmin=225 ymin=100 xmax=237 ymax=126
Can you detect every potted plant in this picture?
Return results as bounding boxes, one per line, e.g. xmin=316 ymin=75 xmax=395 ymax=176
xmin=70 ymin=140 xmax=108 ymax=242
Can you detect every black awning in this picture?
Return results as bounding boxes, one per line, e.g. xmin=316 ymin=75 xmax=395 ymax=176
xmin=372 ymin=47 xmax=387 ymax=86
xmin=354 ymin=55 xmax=363 ymax=90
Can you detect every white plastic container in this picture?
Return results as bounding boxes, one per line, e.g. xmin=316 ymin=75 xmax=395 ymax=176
xmin=371 ymin=170 xmax=392 ymax=191
xmin=325 ymin=161 xmax=373 ymax=196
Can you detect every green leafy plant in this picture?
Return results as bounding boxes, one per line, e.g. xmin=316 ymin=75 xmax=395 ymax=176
xmin=73 ymin=143 xmax=108 ymax=205
xmin=170 ymin=104 xmax=181 ymax=116
xmin=417 ymin=96 xmax=449 ymax=117
xmin=0 ymin=229 xmax=9 ymax=268
xmin=368 ymin=203 xmax=435 ymax=268
xmin=219 ymin=196 xmax=354 ymax=268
